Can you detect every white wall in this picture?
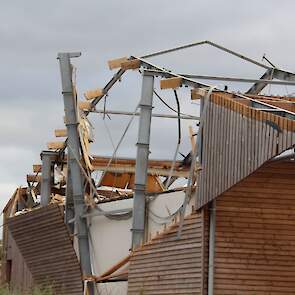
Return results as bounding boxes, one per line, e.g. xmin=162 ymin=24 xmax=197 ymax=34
xmin=88 ymin=191 xmax=194 ymax=295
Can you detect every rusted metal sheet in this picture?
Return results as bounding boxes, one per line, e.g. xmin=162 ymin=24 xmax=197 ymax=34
xmin=128 ymin=210 xmax=207 ymax=295
xmin=196 ymin=93 xmax=295 ymax=209
xmin=7 ymin=204 xmax=83 ymax=295
xmin=214 ymin=159 xmax=295 ymax=294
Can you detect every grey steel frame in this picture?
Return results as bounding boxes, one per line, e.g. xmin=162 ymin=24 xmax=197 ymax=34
xmin=131 ymin=73 xmax=154 ymax=248
xmin=40 ymin=151 xmax=58 ymax=206
xmin=57 ymin=52 xmax=95 ymax=295
xmin=89 ymin=109 xmax=199 ymax=120
xmin=208 ymin=200 xmax=216 ymax=295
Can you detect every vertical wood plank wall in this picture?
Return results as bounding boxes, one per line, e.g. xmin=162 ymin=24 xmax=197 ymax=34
xmin=7 ymin=232 xmax=34 ymax=291
xmin=214 ymin=160 xmax=295 ymax=294
xmin=127 ymin=210 xmax=208 ymax=295
xmin=197 ymin=93 xmax=295 ymax=209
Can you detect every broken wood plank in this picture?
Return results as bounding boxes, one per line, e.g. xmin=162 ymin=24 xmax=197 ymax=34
xmin=84 ymin=88 xmax=104 ymax=100
xmin=93 ymin=165 xmax=189 ymax=177
xmin=10 ymin=188 xmax=21 ymax=217
xmin=27 ymin=174 xmax=42 ymax=183
xmin=189 ymin=126 xmax=196 ymax=151
xmin=95 ymin=270 xmax=128 ymax=282
xmin=191 ymin=88 xmax=207 ymax=100
xmin=78 ymin=101 xmax=92 ymax=111
xmin=33 ymin=164 xmax=42 ymax=173
xmin=121 ymin=59 xmax=141 ymax=70
xmin=99 ymin=254 xmax=131 ymax=278
xmin=54 ymin=129 xmax=67 ymax=137
xmin=108 ymin=56 xmax=128 ymax=70
xmin=47 ymin=141 xmax=65 ymax=150
xmin=160 ymin=77 xmax=182 ymax=90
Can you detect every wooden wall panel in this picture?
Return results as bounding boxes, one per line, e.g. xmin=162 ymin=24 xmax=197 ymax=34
xmin=6 ymin=232 xmax=34 ymax=292
xmin=196 ymin=93 xmax=295 ymax=209
xmin=128 ymin=210 xmax=208 ymax=295
xmin=7 ymin=204 xmax=83 ymax=295
xmin=214 ymin=160 xmax=295 ymax=294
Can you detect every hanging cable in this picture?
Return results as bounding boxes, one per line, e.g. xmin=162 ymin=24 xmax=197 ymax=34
xmin=174 ymin=90 xmax=181 ymax=144
xmin=67 ymin=143 xmax=132 ymax=220
xmin=153 ymin=89 xmax=197 ymax=119
xmin=165 ymin=90 xmax=182 ymax=189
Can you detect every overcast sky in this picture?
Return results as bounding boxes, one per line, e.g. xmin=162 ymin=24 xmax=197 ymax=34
xmin=1 ymin=0 xmax=295 ymax=212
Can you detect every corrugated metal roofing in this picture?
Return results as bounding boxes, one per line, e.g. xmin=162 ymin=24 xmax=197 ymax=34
xmin=7 ymin=204 xmax=83 ymax=295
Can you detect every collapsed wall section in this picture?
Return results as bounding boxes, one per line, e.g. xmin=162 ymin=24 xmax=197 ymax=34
xmin=7 ymin=204 xmax=83 ymax=295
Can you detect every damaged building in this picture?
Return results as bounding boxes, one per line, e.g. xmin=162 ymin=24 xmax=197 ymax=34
xmin=2 ymin=41 xmax=295 ymax=295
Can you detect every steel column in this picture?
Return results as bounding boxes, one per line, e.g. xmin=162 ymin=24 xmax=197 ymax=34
xmin=208 ymin=200 xmax=216 ymax=295
xmin=195 ymin=88 xmax=217 ymax=294
xmin=57 ymin=52 xmax=95 ymax=294
xmin=131 ymin=73 xmax=154 ymax=248
xmin=65 ymin=166 xmax=75 ymax=234
xmin=40 ymin=151 xmax=57 ymax=206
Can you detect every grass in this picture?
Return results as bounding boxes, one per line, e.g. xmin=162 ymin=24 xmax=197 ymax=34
xmin=0 ymin=286 xmax=53 ymax=295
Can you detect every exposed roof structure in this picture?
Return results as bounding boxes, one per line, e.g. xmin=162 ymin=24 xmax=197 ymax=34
xmin=2 ymin=41 xmax=295 ymax=295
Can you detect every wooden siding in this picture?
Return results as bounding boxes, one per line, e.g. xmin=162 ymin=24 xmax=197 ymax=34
xmin=6 ymin=232 xmax=34 ymax=291
xmin=127 ymin=210 xmax=207 ymax=295
xmin=197 ymin=92 xmax=295 ymax=209
xmin=7 ymin=204 xmax=83 ymax=295
xmin=214 ymin=159 xmax=295 ymax=294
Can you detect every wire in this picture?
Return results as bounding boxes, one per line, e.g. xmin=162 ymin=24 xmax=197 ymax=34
xmin=153 ymin=89 xmax=198 ymax=119
xmin=98 ymin=101 xmax=140 ymax=186
xmin=165 ymin=90 xmax=182 ymax=189
xmin=173 ymin=90 xmax=181 ymax=144
xmin=67 ymin=143 xmax=132 ymax=221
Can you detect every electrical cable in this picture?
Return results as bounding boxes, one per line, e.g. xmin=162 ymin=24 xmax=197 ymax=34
xmin=67 ymin=144 xmax=132 ymax=221
xmin=165 ymin=90 xmax=182 ymax=189
xmin=174 ymin=90 xmax=181 ymax=144
xmin=149 ymin=207 xmax=178 ymax=221
xmin=153 ymin=89 xmax=198 ymax=119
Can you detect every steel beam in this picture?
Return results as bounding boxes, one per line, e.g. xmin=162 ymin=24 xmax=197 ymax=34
xmin=131 ymin=73 xmax=154 ymax=248
xmin=246 ymin=68 xmax=295 ymax=95
xmin=89 ymin=109 xmax=199 ymax=120
xmin=143 ymin=68 xmax=295 ymax=119
xmin=40 ymin=151 xmax=57 ymax=206
xmin=65 ymin=166 xmax=75 ymax=234
xmin=273 ymin=68 xmax=295 ymax=82
xmin=245 ymin=69 xmax=274 ymax=94
xmin=57 ymin=52 xmax=95 ymax=294
xmin=208 ymin=200 xmax=216 ymax=295
xmin=141 ymin=40 xmax=270 ymax=70
xmin=181 ymin=72 xmax=295 ymax=86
